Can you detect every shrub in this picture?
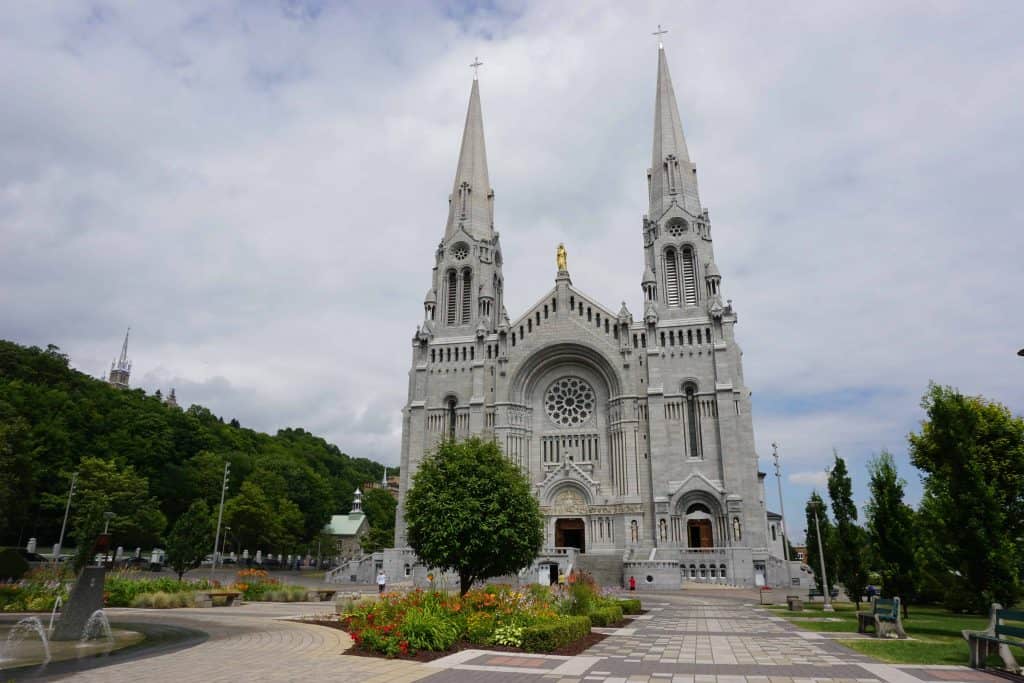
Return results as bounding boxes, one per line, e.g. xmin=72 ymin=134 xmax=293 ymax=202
xmin=562 ymin=581 xmax=598 ymax=616
xmin=587 ymin=605 xmax=623 ymax=627
xmin=521 ymin=615 xmax=590 ymax=652
xmin=0 ymin=549 xmax=29 ymax=581
xmin=465 ymin=611 xmax=496 ymax=644
xmin=491 ymin=624 xmax=524 ymax=647
xmin=401 ymin=606 xmax=460 ymax=651
xmin=618 ymin=598 xmax=641 ymax=615
xmin=151 ymin=591 xmax=173 ymax=609
xmin=131 ymin=593 xmax=154 ymax=608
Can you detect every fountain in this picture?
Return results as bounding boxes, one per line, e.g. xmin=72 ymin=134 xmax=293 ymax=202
xmin=1 ymin=616 xmax=52 ymax=666
xmin=80 ymin=610 xmax=113 ymax=643
xmin=48 ymin=595 xmax=63 ymax=634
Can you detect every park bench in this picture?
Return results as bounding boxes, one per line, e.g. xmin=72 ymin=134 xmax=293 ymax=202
xmin=807 ymin=587 xmax=838 ymax=602
xmin=857 ymin=597 xmax=907 ymax=639
xmin=306 ymin=589 xmax=337 ymax=602
xmin=194 ymin=590 xmax=242 ymax=608
xmin=963 ymin=603 xmax=1023 ymax=674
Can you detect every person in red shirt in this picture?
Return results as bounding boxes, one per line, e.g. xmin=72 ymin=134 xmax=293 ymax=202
xmin=628 ymin=575 xmax=636 ymax=591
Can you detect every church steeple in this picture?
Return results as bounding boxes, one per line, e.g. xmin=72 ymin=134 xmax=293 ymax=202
xmin=445 ymin=76 xmax=494 ymax=241
xmin=108 ymin=327 xmax=131 ymax=389
xmin=648 ymin=44 xmax=701 ymax=220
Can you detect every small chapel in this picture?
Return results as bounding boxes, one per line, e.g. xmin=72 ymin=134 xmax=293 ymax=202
xmin=388 ymin=39 xmax=793 ymax=589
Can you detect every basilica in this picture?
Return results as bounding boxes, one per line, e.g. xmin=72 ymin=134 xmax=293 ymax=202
xmin=390 ymin=41 xmax=792 ymax=589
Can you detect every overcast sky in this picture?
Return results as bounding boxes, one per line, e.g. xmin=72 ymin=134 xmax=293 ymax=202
xmin=3 ymin=1 xmax=1022 ymax=540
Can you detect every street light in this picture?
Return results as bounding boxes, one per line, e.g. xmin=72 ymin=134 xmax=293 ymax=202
xmin=772 ymin=443 xmax=794 ymax=590
xmin=53 ymin=472 xmax=77 ymax=564
xmin=809 ymin=499 xmax=834 ymax=612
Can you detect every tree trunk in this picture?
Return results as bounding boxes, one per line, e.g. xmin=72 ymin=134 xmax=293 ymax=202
xmin=459 ymin=571 xmax=473 ymax=596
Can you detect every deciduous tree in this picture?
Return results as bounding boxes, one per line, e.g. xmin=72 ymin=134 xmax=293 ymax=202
xmin=865 ymin=451 xmax=916 ymax=616
xmin=165 ymin=500 xmax=213 ymax=579
xmin=828 ymin=454 xmax=869 ymax=608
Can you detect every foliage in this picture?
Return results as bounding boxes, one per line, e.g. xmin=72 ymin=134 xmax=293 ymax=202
xmin=131 ymin=590 xmax=195 ymax=608
xmin=231 ymin=568 xmax=279 ymax=600
xmin=103 ymin=570 xmax=214 ymax=607
xmin=0 ymin=548 xmax=29 ymax=581
xmin=491 ymin=624 xmax=525 ymax=647
xmin=0 ymin=340 xmax=386 ymax=554
xmin=165 ymin=500 xmax=213 ymax=580
xmin=909 ymin=383 xmax=1024 ymax=611
xmin=618 ymin=598 xmax=642 ymax=615
xmin=360 ymin=488 xmax=397 ymax=553
xmin=405 ymin=437 xmax=543 ymax=595
xmin=587 ymin=604 xmax=624 ymax=626
xmin=0 ymin=566 xmax=70 ymax=612
xmin=827 ymin=453 xmax=870 ymax=609
xmin=865 ymin=451 xmax=917 ymax=615
xmin=520 ymin=615 xmax=591 ymax=652
xmin=804 ymin=492 xmax=837 ymax=595
xmin=400 ymin=605 xmax=461 ymax=651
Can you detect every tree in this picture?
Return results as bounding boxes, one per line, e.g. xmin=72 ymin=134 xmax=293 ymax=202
xmin=909 ymin=383 xmax=1024 ymax=611
xmin=827 ymin=453 xmax=870 ymax=608
xmin=165 ymin=500 xmax=213 ymax=579
xmin=404 ymin=438 xmax=543 ymax=595
xmin=865 ymin=451 xmax=916 ymax=616
xmin=804 ymin=492 xmax=837 ymax=595
xmin=224 ymin=481 xmax=281 ymax=552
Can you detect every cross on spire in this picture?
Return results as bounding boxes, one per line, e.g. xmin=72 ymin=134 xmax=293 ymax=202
xmin=469 ymin=56 xmax=483 ymax=80
xmin=653 ymin=24 xmax=668 ymax=49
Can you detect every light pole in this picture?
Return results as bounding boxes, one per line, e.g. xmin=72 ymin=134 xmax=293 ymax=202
xmin=211 ymin=461 xmax=230 ymax=579
xmin=53 ymin=472 xmax=77 ymax=564
xmin=810 ymin=499 xmax=834 ymax=612
xmin=772 ymin=443 xmax=793 ymax=590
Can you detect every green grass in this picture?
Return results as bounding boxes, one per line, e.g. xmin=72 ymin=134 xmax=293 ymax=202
xmin=767 ymin=602 xmax=1013 ymax=666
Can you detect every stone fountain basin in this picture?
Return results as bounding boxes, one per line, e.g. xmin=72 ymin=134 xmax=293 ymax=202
xmin=0 ymin=625 xmax=144 ymax=670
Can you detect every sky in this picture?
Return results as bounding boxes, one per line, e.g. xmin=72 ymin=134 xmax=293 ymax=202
xmin=2 ymin=1 xmax=1023 ymax=542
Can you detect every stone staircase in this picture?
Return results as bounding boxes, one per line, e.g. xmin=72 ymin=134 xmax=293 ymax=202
xmin=575 ymin=552 xmax=624 ymax=588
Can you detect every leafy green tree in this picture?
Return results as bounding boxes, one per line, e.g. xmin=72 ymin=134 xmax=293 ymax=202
xmin=865 ymin=451 xmax=916 ymax=616
xmin=224 ymin=481 xmax=280 ymax=552
xmin=165 ymin=500 xmax=213 ymax=579
xmin=909 ymin=383 xmax=1024 ymax=611
xmin=804 ymin=491 xmax=837 ymax=596
xmin=405 ymin=438 xmax=543 ymax=595
xmin=827 ymin=454 xmax=870 ymax=608
xmin=0 ymin=411 xmax=38 ymax=540
xmin=360 ymin=488 xmax=397 ymax=553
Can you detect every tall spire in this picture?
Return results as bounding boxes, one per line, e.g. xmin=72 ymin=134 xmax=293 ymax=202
xmin=649 ymin=44 xmax=700 ymax=219
xmin=445 ymin=77 xmax=493 ymax=240
xmin=118 ymin=327 xmax=130 ymax=367
xmin=108 ymin=327 xmax=131 ymax=389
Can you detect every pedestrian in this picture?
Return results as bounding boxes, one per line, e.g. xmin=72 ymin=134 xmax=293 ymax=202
xmin=377 ymin=569 xmax=387 ymax=594
xmin=629 ymin=575 xmax=636 ymax=591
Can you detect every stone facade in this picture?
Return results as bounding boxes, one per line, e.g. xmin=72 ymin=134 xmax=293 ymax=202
xmin=393 ymin=44 xmax=785 ymax=588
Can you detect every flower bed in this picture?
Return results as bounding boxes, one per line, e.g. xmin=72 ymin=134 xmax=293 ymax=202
xmin=105 ymin=570 xmax=215 ymax=607
xmin=334 ymin=582 xmax=630 ymax=658
xmin=232 ymin=569 xmax=308 ymax=602
xmin=0 ymin=566 xmax=70 ymax=612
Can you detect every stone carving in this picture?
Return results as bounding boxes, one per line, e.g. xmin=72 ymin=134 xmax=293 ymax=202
xmin=552 ymin=488 xmax=588 ymax=515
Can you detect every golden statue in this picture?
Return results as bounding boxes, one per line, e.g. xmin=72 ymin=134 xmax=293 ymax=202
xmin=556 ymin=243 xmax=567 ymax=271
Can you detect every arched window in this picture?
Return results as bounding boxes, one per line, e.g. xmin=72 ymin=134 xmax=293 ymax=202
xmin=446 ymin=397 xmax=457 ymax=440
xmin=461 ymin=269 xmax=472 ymax=324
xmin=446 ymin=270 xmax=457 ymax=325
xmin=681 ymin=247 xmax=697 ymax=306
xmin=685 ymin=385 xmax=702 ymax=459
xmin=664 ymin=248 xmax=681 ymax=306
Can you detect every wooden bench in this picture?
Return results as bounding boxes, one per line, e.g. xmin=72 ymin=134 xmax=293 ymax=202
xmin=306 ymin=589 xmax=337 ymax=602
xmin=963 ymin=604 xmax=1023 ymax=673
xmin=194 ymin=590 xmax=242 ymax=607
xmin=808 ymin=588 xmax=838 ymax=602
xmin=857 ymin=597 xmax=907 ymax=639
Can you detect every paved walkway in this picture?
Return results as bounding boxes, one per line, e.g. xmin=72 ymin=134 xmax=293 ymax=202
xmin=23 ymin=594 xmax=1007 ymax=682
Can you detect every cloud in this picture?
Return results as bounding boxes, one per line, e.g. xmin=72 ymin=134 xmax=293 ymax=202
xmin=788 ymin=471 xmax=829 ymax=487
xmin=1 ymin=0 xmax=1022 ymax=515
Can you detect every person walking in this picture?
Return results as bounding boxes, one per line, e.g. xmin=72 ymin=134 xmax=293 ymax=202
xmin=629 ymin=575 xmax=636 ymax=591
xmin=376 ymin=569 xmax=387 ymax=594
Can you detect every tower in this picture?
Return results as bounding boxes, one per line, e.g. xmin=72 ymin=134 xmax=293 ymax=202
xmin=108 ymin=328 xmax=131 ymax=389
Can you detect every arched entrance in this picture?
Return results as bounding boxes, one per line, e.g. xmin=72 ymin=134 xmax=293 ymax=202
xmin=555 ymin=518 xmax=586 ymax=553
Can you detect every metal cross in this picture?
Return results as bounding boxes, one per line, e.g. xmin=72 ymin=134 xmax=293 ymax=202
xmin=470 ymin=56 xmax=483 ymax=79
xmin=653 ymin=24 xmax=668 ymax=48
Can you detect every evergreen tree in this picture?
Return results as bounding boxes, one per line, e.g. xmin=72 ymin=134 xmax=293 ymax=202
xmin=865 ymin=450 xmax=916 ymax=616
xmin=165 ymin=500 xmax=213 ymax=579
xmin=827 ymin=453 xmax=869 ymax=608
xmin=405 ymin=438 xmax=543 ymax=595
xmin=804 ymin=491 xmax=837 ymax=596
xmin=909 ymin=383 xmax=1024 ymax=611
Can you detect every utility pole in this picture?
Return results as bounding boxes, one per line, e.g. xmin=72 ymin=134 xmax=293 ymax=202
xmin=211 ymin=461 xmax=230 ymax=580
xmin=810 ymin=499 xmax=835 ymax=612
xmin=772 ymin=443 xmax=793 ymax=589
xmin=53 ymin=472 xmax=77 ymax=564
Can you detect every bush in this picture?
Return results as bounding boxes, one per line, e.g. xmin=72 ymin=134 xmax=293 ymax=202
xmin=131 ymin=593 xmax=154 ymax=608
xmin=151 ymin=591 xmax=173 ymax=609
xmin=0 ymin=549 xmax=30 ymax=581
xmin=521 ymin=615 xmax=590 ymax=652
xmin=618 ymin=598 xmax=642 ymax=615
xmin=587 ymin=605 xmax=623 ymax=627
xmin=401 ymin=606 xmax=460 ymax=651
xmin=562 ymin=581 xmax=597 ymax=616
xmin=465 ymin=611 xmax=496 ymax=644
xmin=491 ymin=624 xmax=524 ymax=647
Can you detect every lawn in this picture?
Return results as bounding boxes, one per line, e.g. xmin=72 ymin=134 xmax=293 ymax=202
xmin=764 ymin=602 xmax=1010 ymax=666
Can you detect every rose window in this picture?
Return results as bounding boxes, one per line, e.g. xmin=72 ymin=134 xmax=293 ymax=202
xmin=666 ymin=220 xmax=687 ymax=237
xmin=544 ymin=377 xmax=596 ymax=426
xmin=451 ymin=243 xmax=469 ymax=260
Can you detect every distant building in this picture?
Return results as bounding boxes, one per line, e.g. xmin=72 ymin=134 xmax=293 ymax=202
xmin=362 ymin=470 xmax=400 ymax=499
xmin=165 ymin=388 xmax=179 ymax=408
xmin=323 ymin=489 xmax=369 ymax=562
xmin=107 ymin=328 xmax=131 ymax=389
xmin=793 ymin=545 xmax=808 ymax=563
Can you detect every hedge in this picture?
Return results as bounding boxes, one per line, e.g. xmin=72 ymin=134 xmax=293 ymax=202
xmin=588 ymin=605 xmax=624 ymax=627
xmin=618 ymin=598 xmax=642 ymax=615
xmin=521 ymin=615 xmax=590 ymax=652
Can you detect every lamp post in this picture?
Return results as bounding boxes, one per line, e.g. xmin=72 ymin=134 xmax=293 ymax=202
xmin=772 ymin=443 xmax=793 ymax=590
xmin=809 ymin=499 xmax=834 ymax=612
xmin=53 ymin=472 xmax=77 ymax=564
xmin=211 ymin=461 xmax=230 ymax=580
